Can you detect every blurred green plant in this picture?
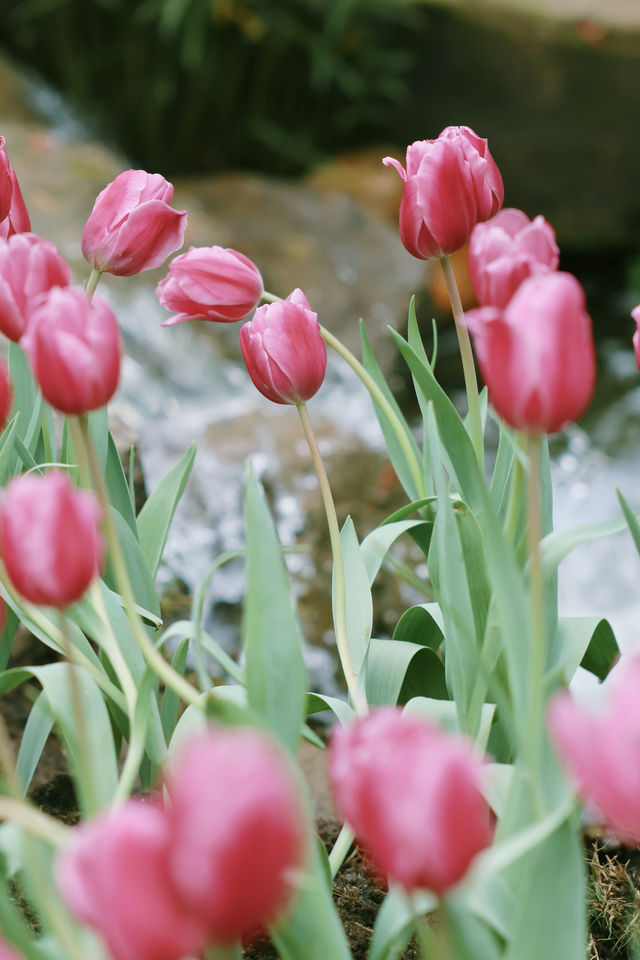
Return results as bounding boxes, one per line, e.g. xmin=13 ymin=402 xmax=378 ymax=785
xmin=0 ymin=0 xmax=418 ymax=174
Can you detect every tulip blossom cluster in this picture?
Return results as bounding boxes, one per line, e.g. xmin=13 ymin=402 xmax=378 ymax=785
xmin=548 ymin=652 xmax=640 ymax=844
xmin=0 ymin=232 xmax=70 ymax=342
xmin=0 ymin=471 xmax=103 ymax=608
xmin=383 ymin=125 xmax=503 ymax=261
xmin=57 ymin=728 xmax=305 ymax=960
xmin=330 ymin=708 xmax=492 ymax=894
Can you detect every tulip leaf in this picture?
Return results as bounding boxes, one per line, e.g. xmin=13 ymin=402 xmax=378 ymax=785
xmin=360 ymin=318 xmax=423 ymax=502
xmin=104 ymin=507 xmax=161 ymax=617
xmin=243 ymin=463 xmax=306 ymax=754
xmin=368 ymin=886 xmax=436 ymax=960
xmin=360 ymin=518 xmax=424 ymax=585
xmin=15 ymin=692 xmax=54 ymax=796
xmin=104 ymin=430 xmax=137 ymax=535
xmin=137 ymin=443 xmax=196 ymax=577
xmin=305 ymin=693 xmax=355 ymax=727
xmin=550 ymin=616 xmax=619 ymax=684
xmin=335 ymin=516 xmax=372 ymax=676
xmin=160 ymin=636 xmax=190 ymax=743
xmin=364 ymin=638 xmax=448 ymax=706
xmin=617 ymin=487 xmax=640 ymax=556
xmin=392 ymin=603 xmax=444 ymax=651
xmin=403 ymin=698 xmax=495 ymax=754
xmin=540 ymin=514 xmax=631 ymax=576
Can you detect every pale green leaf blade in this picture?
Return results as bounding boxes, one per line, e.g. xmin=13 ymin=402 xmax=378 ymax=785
xmin=137 ymin=444 xmax=196 ymax=577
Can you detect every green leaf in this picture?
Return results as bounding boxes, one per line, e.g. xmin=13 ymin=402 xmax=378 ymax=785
xmin=360 ymin=519 xmax=424 ymax=585
xmin=336 ymin=517 xmax=372 ymax=676
xmin=617 ymin=488 xmax=640 ymax=556
xmin=393 ymin=603 xmax=444 ymax=651
xmin=305 ymin=693 xmax=354 ymax=727
xmin=368 ymin=886 xmax=436 ymax=960
xmin=104 ymin=507 xmax=161 ymax=617
xmin=360 ymin=318 xmax=423 ymax=502
xmin=243 ymin=464 xmax=306 ymax=753
xmin=404 ymin=697 xmax=495 ymax=753
xmin=137 ymin=444 xmax=196 ymax=577
xmin=365 ymin=638 xmax=448 ymax=705
xmin=160 ymin=636 xmax=190 ymax=743
xmin=550 ymin=616 xmax=619 ymax=684
xmin=87 ymin=406 xmax=109 ymax=474
xmin=440 ymin=896 xmax=502 ymax=960
xmin=104 ymin=431 xmax=137 ymax=535
xmin=541 ymin=514 xmax=630 ymax=575
xmin=15 ymin=692 xmax=53 ymax=796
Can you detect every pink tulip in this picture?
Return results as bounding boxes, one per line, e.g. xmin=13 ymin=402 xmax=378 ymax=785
xmin=22 ymin=287 xmax=122 ymax=414
xmin=57 ymin=800 xmax=207 ymax=960
xmin=0 ymin=137 xmax=30 ymax=239
xmin=0 ymin=938 xmax=24 ymax=960
xmin=468 ymin=208 xmax=559 ymax=308
xmin=329 ymin=708 xmax=492 ymax=894
xmin=157 ymin=245 xmax=263 ymax=324
xmin=548 ymin=652 xmax=640 ymax=844
xmin=465 ymin=271 xmax=596 ymax=433
xmin=81 ymin=170 xmax=187 ymax=277
xmin=632 ymin=305 xmax=640 ymax=370
xmin=164 ymin=727 xmax=306 ymax=943
xmin=0 ymin=471 xmax=103 ymax=607
xmin=0 ymin=232 xmax=70 ymax=342
xmin=383 ymin=126 xmax=503 ymax=261
xmin=0 ymin=358 xmax=12 ymax=431
xmin=239 ymin=289 xmax=326 ymax=405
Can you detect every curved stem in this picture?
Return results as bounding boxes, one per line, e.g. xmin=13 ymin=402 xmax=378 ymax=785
xmin=296 ymin=402 xmax=365 ymax=714
xmin=84 ymin=267 xmax=102 ymax=300
xmin=526 ymin=432 xmax=545 ymax=796
xmin=74 ymin=415 xmax=204 ymax=712
xmin=319 ymin=325 xmax=425 ymax=499
xmin=439 ymin=255 xmax=484 ymax=467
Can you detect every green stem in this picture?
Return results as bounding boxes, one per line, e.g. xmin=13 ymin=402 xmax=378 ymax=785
xmin=88 ymin=581 xmax=138 ymax=718
xmin=328 ymin=822 xmax=354 ymax=878
xmin=439 ymin=255 xmax=484 ymax=468
xmin=296 ymin=402 xmax=365 ymax=714
xmin=526 ymin=432 xmax=545 ymax=796
xmin=320 ymin=324 xmax=426 ymax=500
xmin=73 ymin=415 xmax=204 ymax=713
xmin=84 ymin=267 xmax=102 ymax=300
xmin=261 ymin=290 xmax=280 ymax=303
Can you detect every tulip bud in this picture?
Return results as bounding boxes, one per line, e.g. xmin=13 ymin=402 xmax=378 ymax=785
xmin=0 ymin=471 xmax=103 ymax=608
xmin=383 ymin=126 xmax=503 ymax=261
xmin=0 ymin=359 xmax=12 ymax=432
xmin=0 ymin=232 xmax=71 ymax=342
xmin=632 ymin=305 xmax=640 ymax=371
xmin=329 ymin=708 xmax=492 ymax=894
xmin=22 ymin=286 xmax=122 ymax=415
xmin=165 ymin=727 xmax=306 ymax=943
xmin=0 ymin=137 xmax=30 ymax=239
xmin=157 ymin=245 xmax=263 ymax=324
xmin=468 ymin=208 xmax=559 ymax=308
xmin=239 ymin=289 xmax=326 ymax=405
xmin=465 ymin=271 xmax=596 ymax=434
xmin=57 ymin=801 xmax=207 ymax=960
xmin=548 ymin=652 xmax=640 ymax=844
xmin=81 ymin=170 xmax=187 ymax=277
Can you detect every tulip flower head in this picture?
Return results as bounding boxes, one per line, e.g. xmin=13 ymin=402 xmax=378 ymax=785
xmin=548 ymin=651 xmax=640 ymax=844
xmin=465 ymin=271 xmax=595 ymax=434
xmin=468 ymin=208 xmax=560 ymax=309
xmin=0 ymin=232 xmax=71 ymax=342
xmin=57 ymin=801 xmax=207 ymax=960
xmin=632 ymin=304 xmax=640 ymax=371
xmin=22 ymin=286 xmax=122 ymax=415
xmin=0 ymin=358 xmax=12 ymax=432
xmin=82 ymin=170 xmax=187 ymax=277
xmin=0 ymin=137 xmax=30 ymax=239
xmin=383 ymin=126 xmax=503 ymax=261
xmin=0 ymin=471 xmax=103 ymax=608
xmin=157 ymin=245 xmax=264 ymax=324
xmin=239 ymin=289 xmax=327 ymax=405
xmin=164 ymin=727 xmax=306 ymax=944
xmin=329 ymin=708 xmax=492 ymax=894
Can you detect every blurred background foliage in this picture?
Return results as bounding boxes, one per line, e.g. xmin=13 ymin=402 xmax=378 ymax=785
xmin=0 ymin=0 xmax=420 ymax=175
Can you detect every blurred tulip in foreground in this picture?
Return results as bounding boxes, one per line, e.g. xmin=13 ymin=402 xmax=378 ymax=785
xmin=465 ymin=271 xmax=595 ymax=433
xmin=632 ymin=304 xmax=640 ymax=370
xmin=0 ymin=938 xmax=24 ymax=960
xmin=0 ymin=471 xmax=103 ymax=607
xmin=239 ymin=289 xmax=326 ymax=405
xmin=157 ymin=245 xmax=263 ymax=324
xmin=383 ymin=126 xmax=503 ymax=261
xmin=165 ymin=727 xmax=305 ymax=943
xmin=0 ymin=137 xmax=30 ymax=239
xmin=548 ymin=652 xmax=640 ymax=843
xmin=330 ymin=708 xmax=492 ymax=894
xmin=81 ymin=169 xmax=187 ymax=276
xmin=468 ymin=208 xmax=559 ymax=308
xmin=0 ymin=232 xmax=70 ymax=342
xmin=22 ymin=286 xmax=122 ymax=414
xmin=57 ymin=801 xmax=206 ymax=960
